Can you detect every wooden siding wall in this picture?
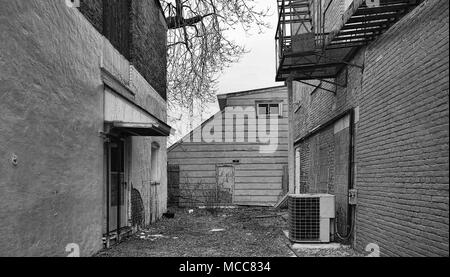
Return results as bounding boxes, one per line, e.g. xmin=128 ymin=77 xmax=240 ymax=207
xmin=168 ymin=87 xmax=289 ymax=206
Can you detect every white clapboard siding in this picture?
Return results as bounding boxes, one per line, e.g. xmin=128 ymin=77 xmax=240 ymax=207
xmin=169 ymin=86 xmax=289 ymax=206
xmin=180 ymin=137 xmax=290 ymax=145
xmin=234 ymin=190 xmax=282 ymax=196
xmin=170 ymin=157 xmax=287 ymax=165
xmin=234 ymin=183 xmax=282 ymax=190
xmin=171 ymin=143 xmax=289 ymax=152
xmin=169 ymin=150 xmax=288 ymax=159
xmin=179 ymin=163 xmax=287 ymax=172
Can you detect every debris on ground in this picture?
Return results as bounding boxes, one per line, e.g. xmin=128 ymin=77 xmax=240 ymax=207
xmin=163 ymin=212 xmax=175 ymax=219
xmin=96 ymin=207 xmax=362 ymax=257
xmin=96 ymin=207 xmax=292 ymax=257
xmin=210 ymin=229 xmax=225 ymax=232
xmin=291 ymin=244 xmax=364 ymax=257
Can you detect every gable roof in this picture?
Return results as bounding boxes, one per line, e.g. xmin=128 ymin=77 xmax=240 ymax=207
xmin=168 ymin=109 xmax=225 ymax=152
xmin=169 ymin=85 xmax=287 ymax=151
xmin=217 ymin=85 xmax=287 ymax=110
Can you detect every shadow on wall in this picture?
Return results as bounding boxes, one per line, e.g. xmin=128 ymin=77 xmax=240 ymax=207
xmin=131 ymin=187 xmax=145 ymax=228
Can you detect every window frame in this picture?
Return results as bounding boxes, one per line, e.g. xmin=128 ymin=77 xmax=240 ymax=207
xmin=255 ymin=101 xmax=284 ymax=118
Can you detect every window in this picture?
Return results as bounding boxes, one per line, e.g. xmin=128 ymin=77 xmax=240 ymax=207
xmin=257 ymin=103 xmax=283 ymax=117
xmin=150 ymin=142 xmax=160 ymax=183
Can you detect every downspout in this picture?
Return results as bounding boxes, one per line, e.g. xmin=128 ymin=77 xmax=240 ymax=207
xmin=347 ymin=109 xmax=356 ymax=235
xmin=106 ymin=141 xmax=110 ymax=248
xmin=117 ymin=139 xmax=122 ymax=242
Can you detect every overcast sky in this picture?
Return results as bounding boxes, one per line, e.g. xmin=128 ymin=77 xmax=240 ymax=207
xmin=169 ymin=0 xmax=283 ymax=143
xmin=216 ymin=0 xmax=282 ymax=96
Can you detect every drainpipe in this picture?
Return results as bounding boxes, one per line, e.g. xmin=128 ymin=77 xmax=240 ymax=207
xmin=347 ymin=108 xmax=356 ymax=235
xmin=106 ymin=141 xmax=110 ymax=248
xmin=117 ymin=139 xmax=122 ymax=243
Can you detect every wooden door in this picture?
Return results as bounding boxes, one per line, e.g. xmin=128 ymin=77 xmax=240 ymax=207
xmin=216 ymin=166 xmax=235 ymax=205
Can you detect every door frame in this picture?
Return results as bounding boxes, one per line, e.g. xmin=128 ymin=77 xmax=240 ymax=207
xmin=104 ymin=135 xmax=129 ymax=245
xmin=215 ymin=164 xmax=236 ymax=204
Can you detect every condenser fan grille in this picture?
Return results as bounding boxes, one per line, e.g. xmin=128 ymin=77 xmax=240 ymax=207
xmin=289 ymin=196 xmax=320 ymax=242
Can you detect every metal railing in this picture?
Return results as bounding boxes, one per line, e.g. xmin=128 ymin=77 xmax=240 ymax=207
xmin=275 ymin=0 xmax=331 ymax=75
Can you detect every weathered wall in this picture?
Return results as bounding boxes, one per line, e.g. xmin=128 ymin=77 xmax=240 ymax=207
xmin=354 ymin=0 xmax=449 ymax=256
xmin=79 ymin=0 xmax=168 ymax=100
xmin=130 ymin=0 xmax=168 ymax=100
xmin=79 ymin=0 xmax=103 ymax=33
xmin=0 ymin=0 xmax=104 ymax=257
xmin=169 ymin=87 xmax=289 ymax=206
xmin=289 ymin=0 xmax=449 ymax=256
xmin=128 ymin=67 xmax=168 ymax=226
xmin=324 ymin=0 xmax=346 ymax=33
xmin=0 ymin=0 xmax=168 ymax=256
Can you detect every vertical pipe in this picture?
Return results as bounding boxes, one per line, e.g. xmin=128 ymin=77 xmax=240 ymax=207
xmin=287 ymin=77 xmax=296 ymax=193
xmin=106 ymin=140 xmax=110 ymax=248
xmin=117 ymin=139 xmax=122 ymax=242
xmin=347 ymin=109 xmax=356 ymax=237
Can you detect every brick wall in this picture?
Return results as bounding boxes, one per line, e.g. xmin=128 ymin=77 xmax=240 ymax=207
xmin=79 ymin=0 xmax=168 ymax=100
xmin=130 ymin=0 xmax=168 ymax=100
xmin=79 ymin=0 xmax=103 ymax=33
xmin=354 ymin=0 xmax=449 ymax=257
xmin=294 ymin=117 xmax=351 ymax=234
xmin=292 ymin=49 xmax=364 ymax=141
xmin=324 ymin=0 xmax=345 ymax=33
xmin=290 ymin=0 xmax=449 ymax=256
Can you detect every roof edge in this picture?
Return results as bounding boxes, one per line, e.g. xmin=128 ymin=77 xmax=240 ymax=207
xmin=217 ymin=85 xmax=287 ymax=100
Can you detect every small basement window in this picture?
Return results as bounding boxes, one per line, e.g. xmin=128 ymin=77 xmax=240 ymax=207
xmin=257 ymin=102 xmax=283 ymax=117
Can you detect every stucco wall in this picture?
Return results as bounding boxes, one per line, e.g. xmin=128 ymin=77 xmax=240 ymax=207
xmin=0 ymin=0 xmax=168 ymax=256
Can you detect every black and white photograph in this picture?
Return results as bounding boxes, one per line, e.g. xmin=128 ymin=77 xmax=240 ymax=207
xmin=0 ymin=0 xmax=448 ymax=260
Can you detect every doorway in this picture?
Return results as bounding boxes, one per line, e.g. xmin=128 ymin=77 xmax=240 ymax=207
xmin=216 ymin=165 xmax=235 ymax=205
xmin=105 ymin=138 xmax=128 ymax=237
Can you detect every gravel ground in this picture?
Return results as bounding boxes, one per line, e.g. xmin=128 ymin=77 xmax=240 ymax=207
xmin=291 ymin=245 xmax=364 ymax=257
xmin=95 ymin=207 xmax=362 ymax=257
xmin=96 ymin=207 xmax=293 ymax=257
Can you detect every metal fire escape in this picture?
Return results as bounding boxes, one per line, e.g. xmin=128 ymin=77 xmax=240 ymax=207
xmin=276 ymin=0 xmax=422 ymax=82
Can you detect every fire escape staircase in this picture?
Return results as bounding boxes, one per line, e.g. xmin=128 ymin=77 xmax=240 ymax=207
xmin=276 ymin=0 xmax=423 ymax=84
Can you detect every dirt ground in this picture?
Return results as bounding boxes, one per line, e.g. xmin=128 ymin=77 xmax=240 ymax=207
xmin=96 ymin=207 xmax=361 ymax=257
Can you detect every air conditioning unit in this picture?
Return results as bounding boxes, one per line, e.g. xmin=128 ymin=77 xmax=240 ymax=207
xmin=288 ymin=194 xmax=335 ymax=243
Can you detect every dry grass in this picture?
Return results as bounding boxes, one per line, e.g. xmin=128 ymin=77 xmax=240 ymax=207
xmin=96 ymin=207 xmax=293 ymax=257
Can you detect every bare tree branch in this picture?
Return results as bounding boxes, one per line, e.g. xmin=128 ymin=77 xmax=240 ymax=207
xmin=160 ymin=0 xmax=271 ymax=135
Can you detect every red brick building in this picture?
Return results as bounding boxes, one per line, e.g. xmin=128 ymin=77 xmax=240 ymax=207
xmin=277 ymin=0 xmax=449 ymax=256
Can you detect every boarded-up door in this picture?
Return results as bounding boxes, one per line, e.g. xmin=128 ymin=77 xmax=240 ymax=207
xmin=334 ymin=127 xmax=350 ymax=236
xmin=216 ymin=166 xmax=235 ymax=204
